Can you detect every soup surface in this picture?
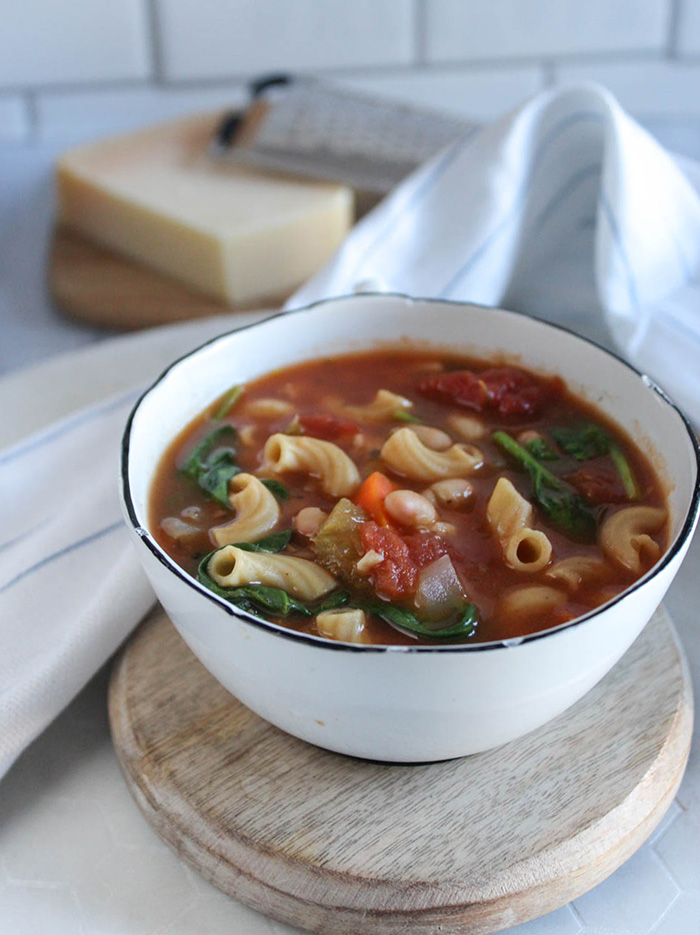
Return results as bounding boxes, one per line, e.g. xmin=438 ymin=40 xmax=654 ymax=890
xmin=149 ymin=349 xmax=668 ymax=645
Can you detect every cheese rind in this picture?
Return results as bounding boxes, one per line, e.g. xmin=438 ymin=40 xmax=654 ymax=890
xmin=57 ymin=114 xmax=353 ymax=306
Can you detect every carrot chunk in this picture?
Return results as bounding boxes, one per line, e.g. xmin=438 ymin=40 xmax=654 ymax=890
xmin=355 ymin=471 xmax=398 ymax=527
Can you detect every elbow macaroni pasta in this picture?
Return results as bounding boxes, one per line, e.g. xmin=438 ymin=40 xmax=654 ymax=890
xmin=487 ymin=477 xmax=552 ymax=573
xmin=546 ymin=556 xmax=608 ymax=590
xmin=600 ymin=505 xmax=666 ymax=574
xmin=380 ymin=427 xmax=483 ymax=481
xmin=211 ymin=473 xmax=280 ymax=547
xmin=499 ymin=585 xmax=567 ymax=621
xmin=263 ymin=433 xmax=360 ymax=497
xmin=152 ymin=347 xmax=670 ymax=646
xmin=244 ymin=397 xmax=295 ymax=418
xmin=316 ymin=608 xmax=369 ymax=643
xmin=208 ymin=546 xmax=337 ymax=600
xmin=346 ymin=389 xmax=413 ymax=422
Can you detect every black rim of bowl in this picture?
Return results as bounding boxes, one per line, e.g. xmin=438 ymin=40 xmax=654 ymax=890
xmin=121 ymin=292 xmax=700 ymax=654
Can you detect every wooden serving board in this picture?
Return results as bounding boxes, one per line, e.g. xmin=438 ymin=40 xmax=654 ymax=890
xmin=109 ymin=605 xmax=692 ymax=935
xmin=49 ymin=227 xmax=287 ymax=330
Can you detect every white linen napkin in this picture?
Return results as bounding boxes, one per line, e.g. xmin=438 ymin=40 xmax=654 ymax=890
xmin=291 ymin=84 xmax=700 ymax=419
xmin=3 ymin=83 xmax=700 ymax=779
xmin=0 ymin=389 xmax=154 ymax=775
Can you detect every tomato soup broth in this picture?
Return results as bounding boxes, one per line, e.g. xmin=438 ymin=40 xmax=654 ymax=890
xmin=149 ymin=350 xmax=667 ymax=645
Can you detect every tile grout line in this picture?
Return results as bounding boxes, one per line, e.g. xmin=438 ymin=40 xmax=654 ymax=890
xmin=567 ymin=900 xmax=586 ymax=928
xmin=648 ymin=889 xmax=682 ymax=933
xmin=2 ymin=47 xmax=696 ymax=98
xmin=542 ymin=60 xmax=557 ymax=88
xmin=649 ymin=827 xmax=686 ymax=893
xmin=144 ymin=0 xmax=166 ymax=85
xmin=667 ymin=0 xmax=683 ymax=57
xmin=24 ymin=90 xmax=39 ymax=142
xmin=414 ymin=0 xmax=428 ymax=65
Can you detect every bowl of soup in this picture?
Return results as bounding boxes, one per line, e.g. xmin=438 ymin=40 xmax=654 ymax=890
xmin=121 ymin=293 xmax=700 ymax=761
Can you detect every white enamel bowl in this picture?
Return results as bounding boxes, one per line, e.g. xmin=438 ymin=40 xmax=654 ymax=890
xmin=121 ymin=294 xmax=700 ymax=762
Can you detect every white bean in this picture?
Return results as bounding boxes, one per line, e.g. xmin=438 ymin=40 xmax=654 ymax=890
xmin=294 ymin=507 xmax=328 ymax=538
xmin=238 ymin=425 xmax=257 ymax=446
xmin=427 ymin=478 xmax=473 ymax=509
xmin=447 ymin=414 xmax=486 ymax=441
xmin=384 ymin=490 xmax=437 ymax=528
xmin=517 ymin=430 xmax=544 ymax=446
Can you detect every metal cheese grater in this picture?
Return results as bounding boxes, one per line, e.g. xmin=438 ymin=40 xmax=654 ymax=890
xmin=212 ymin=74 xmax=471 ymax=194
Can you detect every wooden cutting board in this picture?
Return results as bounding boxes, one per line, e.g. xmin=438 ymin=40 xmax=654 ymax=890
xmin=108 ymin=605 xmax=692 ymax=935
xmin=49 ymin=227 xmax=288 ymax=330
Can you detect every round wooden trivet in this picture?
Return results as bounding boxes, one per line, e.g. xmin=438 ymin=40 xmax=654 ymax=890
xmin=109 ymin=605 xmax=692 ymax=935
xmin=49 ymin=227 xmax=287 ymax=330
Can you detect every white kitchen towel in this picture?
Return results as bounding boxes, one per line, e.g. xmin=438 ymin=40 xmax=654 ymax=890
xmin=291 ymin=84 xmax=700 ymax=420
xmin=0 ymin=389 xmax=155 ymax=776
xmin=3 ymin=83 xmax=700 ymax=778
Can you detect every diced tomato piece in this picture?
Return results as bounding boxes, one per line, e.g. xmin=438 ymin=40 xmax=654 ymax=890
xmin=359 ymin=524 xmax=450 ymax=599
xmin=417 ymin=366 xmax=560 ymax=419
xmin=403 ymin=532 xmax=448 ymax=567
xmin=565 ymin=465 xmax=627 ymax=504
xmin=298 ymin=413 xmax=360 ymax=441
xmin=418 ymin=369 xmax=488 ymax=411
xmin=360 ymin=522 xmax=417 ymax=599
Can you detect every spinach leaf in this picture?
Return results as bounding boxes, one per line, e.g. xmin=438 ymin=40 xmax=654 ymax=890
xmin=261 ymin=478 xmax=290 ymax=501
xmin=551 ymin=422 xmax=610 ymax=460
xmin=181 ymin=425 xmax=239 ymax=508
xmin=360 ymin=600 xmax=479 ymax=641
xmin=232 ymin=530 xmax=292 ymax=553
xmin=524 ymin=437 xmax=559 ymax=461
xmin=210 ymin=582 xmax=311 ymax=617
xmin=213 ymin=384 xmax=243 ymax=420
xmin=197 ymin=550 xmax=348 ymax=618
xmin=198 ymin=544 xmax=476 ymax=640
xmin=609 ymin=444 xmax=640 ymax=499
xmin=197 ymin=451 xmax=240 ymax=507
xmin=182 ymin=425 xmax=237 ymax=479
xmin=551 ymin=421 xmax=639 ymax=498
xmin=311 ymin=590 xmax=351 ymax=614
xmin=493 ymin=430 xmax=597 ymax=542
xmin=530 ymin=469 xmax=598 ymax=542
xmin=393 ymin=410 xmax=422 ymax=424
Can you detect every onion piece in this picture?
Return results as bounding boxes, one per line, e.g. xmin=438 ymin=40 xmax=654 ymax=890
xmin=160 ymin=516 xmax=202 ymax=542
xmin=414 ymin=554 xmax=467 ymax=622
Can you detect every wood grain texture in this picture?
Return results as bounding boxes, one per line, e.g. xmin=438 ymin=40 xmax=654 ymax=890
xmin=109 ymin=605 xmax=692 ymax=935
xmin=49 ymin=227 xmax=288 ymax=330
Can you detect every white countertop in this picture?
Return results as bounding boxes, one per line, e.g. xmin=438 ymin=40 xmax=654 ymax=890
xmin=2 ymin=123 xmax=700 ymax=935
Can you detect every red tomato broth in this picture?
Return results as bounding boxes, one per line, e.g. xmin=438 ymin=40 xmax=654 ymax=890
xmin=148 ymin=350 xmax=668 ymax=645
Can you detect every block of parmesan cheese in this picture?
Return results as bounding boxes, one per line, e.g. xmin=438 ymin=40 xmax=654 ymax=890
xmin=56 ymin=114 xmax=353 ymax=307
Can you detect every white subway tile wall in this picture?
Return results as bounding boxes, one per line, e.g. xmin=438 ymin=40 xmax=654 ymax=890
xmin=339 ymin=67 xmax=542 ymax=121
xmin=1 ymin=0 xmax=699 ymax=142
xmin=553 ymin=60 xmax=700 ymax=117
xmin=0 ymin=0 xmax=150 ymax=88
xmin=35 ymin=86 xmax=247 ymax=143
xmin=158 ymin=0 xmax=416 ymax=80
xmin=425 ymin=0 xmax=670 ymax=61
xmin=678 ymin=0 xmax=700 ymax=54
xmin=0 ymin=96 xmax=30 ymax=142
